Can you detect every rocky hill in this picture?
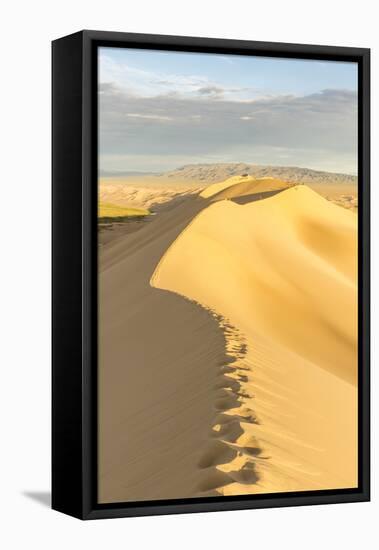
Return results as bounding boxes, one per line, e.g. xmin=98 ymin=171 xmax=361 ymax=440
xmin=158 ymin=163 xmax=357 ymax=186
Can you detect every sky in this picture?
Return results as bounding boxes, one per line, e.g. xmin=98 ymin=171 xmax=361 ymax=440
xmin=98 ymin=47 xmax=358 ymax=175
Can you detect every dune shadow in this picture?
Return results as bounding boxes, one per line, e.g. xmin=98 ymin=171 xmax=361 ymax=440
xmin=148 ymin=190 xmax=202 ymax=214
xmin=231 ymin=188 xmax=287 ymax=205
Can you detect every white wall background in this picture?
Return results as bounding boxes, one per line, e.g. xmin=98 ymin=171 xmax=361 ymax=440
xmin=1 ymin=1 xmax=376 ymax=548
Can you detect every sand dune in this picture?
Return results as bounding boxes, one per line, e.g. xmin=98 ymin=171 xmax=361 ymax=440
xmin=151 ymin=185 xmax=358 ymax=494
xmin=99 ymin=179 xmax=358 ymax=502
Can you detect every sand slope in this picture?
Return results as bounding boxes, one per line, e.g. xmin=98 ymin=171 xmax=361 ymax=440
xmin=151 ymin=185 xmax=358 ymax=493
xmin=99 ymin=198 xmax=239 ymax=502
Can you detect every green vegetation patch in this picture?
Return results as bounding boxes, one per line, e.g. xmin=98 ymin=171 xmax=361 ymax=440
xmin=98 ymin=202 xmax=150 ymax=222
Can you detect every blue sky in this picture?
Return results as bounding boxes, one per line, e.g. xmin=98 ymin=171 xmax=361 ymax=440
xmin=100 ymin=47 xmax=357 ymax=97
xmin=99 ymin=47 xmax=358 ymax=174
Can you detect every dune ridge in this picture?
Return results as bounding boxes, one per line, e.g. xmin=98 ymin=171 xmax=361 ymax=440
xmin=98 ymin=198 xmax=251 ymax=502
xmin=151 ymin=185 xmax=358 ymax=494
xmin=200 ymin=175 xmax=293 ymax=200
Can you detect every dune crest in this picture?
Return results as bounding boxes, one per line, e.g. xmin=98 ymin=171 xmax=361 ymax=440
xmin=200 ymin=175 xmax=294 ymax=200
xmin=199 ymin=175 xmax=248 ymax=198
xmin=151 ymin=185 xmax=358 ymax=494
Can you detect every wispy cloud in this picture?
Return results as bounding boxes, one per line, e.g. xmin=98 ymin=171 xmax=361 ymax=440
xmin=126 ymin=113 xmax=173 ymax=121
xmin=99 ymin=52 xmax=261 ymax=101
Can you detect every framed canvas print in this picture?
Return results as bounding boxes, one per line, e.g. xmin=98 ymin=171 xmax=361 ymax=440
xmin=52 ymin=30 xmax=370 ymax=519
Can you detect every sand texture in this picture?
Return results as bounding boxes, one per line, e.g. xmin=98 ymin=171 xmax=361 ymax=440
xmin=99 ymin=176 xmax=358 ymax=502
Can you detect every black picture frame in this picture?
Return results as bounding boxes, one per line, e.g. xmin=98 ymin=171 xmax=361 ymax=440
xmin=52 ymin=30 xmax=370 ymax=520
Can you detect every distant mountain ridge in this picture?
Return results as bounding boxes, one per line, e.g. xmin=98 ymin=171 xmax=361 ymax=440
xmin=158 ymin=163 xmax=357 ymax=186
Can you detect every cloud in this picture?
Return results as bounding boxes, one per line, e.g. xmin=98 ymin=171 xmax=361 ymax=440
xmin=196 ymin=85 xmax=254 ymax=99
xmin=100 ymin=53 xmax=212 ymax=97
xmin=126 ymin=113 xmax=173 ymax=121
xmin=99 ymin=83 xmax=357 ymax=173
xmin=99 ymin=52 xmax=258 ymax=101
xmin=197 ymin=85 xmax=225 ymax=97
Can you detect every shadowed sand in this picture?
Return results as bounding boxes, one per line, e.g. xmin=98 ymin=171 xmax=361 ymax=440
xmin=99 ymin=197 xmax=243 ymax=502
xmin=99 ymin=176 xmax=357 ymax=502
